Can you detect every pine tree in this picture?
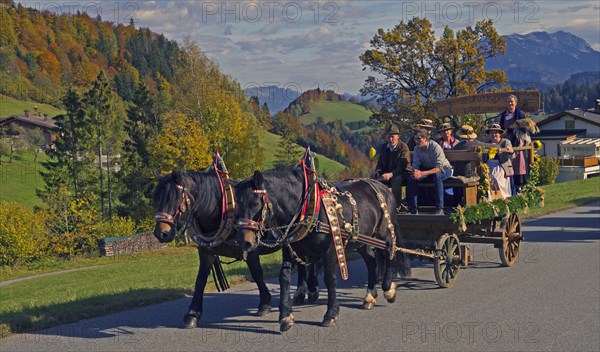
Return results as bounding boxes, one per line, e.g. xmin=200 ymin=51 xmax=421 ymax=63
xmin=38 ymin=89 xmax=93 ymax=200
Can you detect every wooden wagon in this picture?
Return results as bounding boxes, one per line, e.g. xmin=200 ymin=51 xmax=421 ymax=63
xmin=393 ymin=144 xmax=536 ymax=288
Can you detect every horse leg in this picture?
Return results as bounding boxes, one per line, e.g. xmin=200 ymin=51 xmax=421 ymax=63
xmin=279 ymin=246 xmax=295 ymax=332
xmin=321 ymin=246 xmax=340 ymax=327
xmin=184 ymin=248 xmax=216 ymax=328
xmin=293 ymin=263 xmax=308 ymax=305
xmin=381 ymin=250 xmax=398 ymax=304
xmin=245 ymin=251 xmax=272 ymax=316
xmin=307 ymin=262 xmax=320 ymax=303
xmin=357 ymin=246 xmax=378 ymax=310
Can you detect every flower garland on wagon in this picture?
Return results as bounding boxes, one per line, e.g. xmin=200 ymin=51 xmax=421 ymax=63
xmin=450 ymin=140 xmax=545 ymax=231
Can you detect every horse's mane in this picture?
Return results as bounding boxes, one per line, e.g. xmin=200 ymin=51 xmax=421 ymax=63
xmin=153 ymin=170 xmax=222 ymax=216
xmin=263 ymin=164 xmax=303 ymax=184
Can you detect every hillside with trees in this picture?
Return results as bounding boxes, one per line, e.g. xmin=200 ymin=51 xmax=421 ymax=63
xmin=0 ymin=1 xmax=178 ymax=104
xmin=0 ymin=2 xmax=267 ymax=264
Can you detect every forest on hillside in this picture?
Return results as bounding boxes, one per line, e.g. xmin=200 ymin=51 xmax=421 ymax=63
xmin=0 ymin=1 xmax=178 ymax=104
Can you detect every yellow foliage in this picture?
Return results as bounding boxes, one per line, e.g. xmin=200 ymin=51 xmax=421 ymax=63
xmin=0 ymin=201 xmax=47 ymax=266
xmin=369 ymin=146 xmax=377 ymax=159
xmin=147 ymin=112 xmax=212 ymax=171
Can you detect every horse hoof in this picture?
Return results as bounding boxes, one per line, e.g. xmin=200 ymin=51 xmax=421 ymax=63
xmin=307 ymin=290 xmax=319 ymax=303
xmin=383 ymin=283 xmax=397 ymax=303
xmin=362 ymin=302 xmax=375 ymax=310
xmin=321 ymin=317 xmax=337 ymax=327
xmin=279 ymin=314 xmax=294 ymax=332
xmin=257 ymin=305 xmax=271 ymax=317
xmin=183 ymin=314 xmax=198 ymax=329
xmin=293 ymin=294 xmax=306 ymax=305
xmin=385 ymin=293 xmax=397 ymax=304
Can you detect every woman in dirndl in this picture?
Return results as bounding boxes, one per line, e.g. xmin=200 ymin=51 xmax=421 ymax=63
xmin=485 ymin=123 xmax=516 ymax=199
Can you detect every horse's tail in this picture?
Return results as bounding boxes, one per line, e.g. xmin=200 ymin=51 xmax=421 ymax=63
xmin=394 ymin=251 xmax=412 ymax=279
xmin=211 ymin=255 xmax=230 ymax=291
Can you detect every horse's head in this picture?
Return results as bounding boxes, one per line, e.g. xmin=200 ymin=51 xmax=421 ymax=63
xmin=231 ymin=170 xmax=274 ymax=254
xmin=152 ymin=171 xmax=193 ymax=243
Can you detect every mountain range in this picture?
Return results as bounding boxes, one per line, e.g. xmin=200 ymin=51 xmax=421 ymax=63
xmin=485 ymin=31 xmax=600 ymax=87
xmin=247 ymin=31 xmax=600 ymax=114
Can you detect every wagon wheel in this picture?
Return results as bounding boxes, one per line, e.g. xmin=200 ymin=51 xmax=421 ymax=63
xmin=434 ymin=233 xmax=461 ymax=288
xmin=499 ymin=212 xmax=522 ymax=267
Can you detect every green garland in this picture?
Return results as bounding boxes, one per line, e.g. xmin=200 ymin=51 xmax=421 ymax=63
xmin=450 ymin=141 xmax=545 ymax=231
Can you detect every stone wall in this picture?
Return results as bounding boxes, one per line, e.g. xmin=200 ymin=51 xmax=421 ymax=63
xmin=99 ymin=232 xmax=167 ymax=256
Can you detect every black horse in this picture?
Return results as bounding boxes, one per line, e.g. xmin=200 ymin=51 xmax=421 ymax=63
xmin=231 ymin=165 xmax=410 ymax=332
xmin=153 ymin=169 xmax=319 ymax=328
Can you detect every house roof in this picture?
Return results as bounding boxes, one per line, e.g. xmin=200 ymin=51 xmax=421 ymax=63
xmin=537 ymin=109 xmax=600 ymax=127
xmin=561 ymin=138 xmax=600 ymax=147
xmin=534 ymin=129 xmax=586 ymax=140
xmin=0 ymin=114 xmax=57 ymax=129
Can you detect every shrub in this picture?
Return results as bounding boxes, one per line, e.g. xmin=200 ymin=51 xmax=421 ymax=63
xmin=538 ymin=156 xmax=560 ymax=185
xmin=0 ymin=201 xmax=48 ymax=266
xmin=94 ymin=216 xmax=137 ymax=240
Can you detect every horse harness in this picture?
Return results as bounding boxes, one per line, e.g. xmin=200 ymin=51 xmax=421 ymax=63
xmin=236 ymin=166 xmax=397 ymax=280
xmin=154 ymin=161 xmax=237 ymax=248
xmin=155 ymin=183 xmax=193 ymax=240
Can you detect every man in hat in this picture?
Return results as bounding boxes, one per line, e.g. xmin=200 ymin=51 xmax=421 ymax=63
xmin=406 ymin=128 xmax=453 ymax=215
xmin=371 ymin=124 xmax=411 ymax=210
xmin=407 ymin=118 xmax=435 ymax=151
xmin=437 ymin=122 xmax=459 ymax=150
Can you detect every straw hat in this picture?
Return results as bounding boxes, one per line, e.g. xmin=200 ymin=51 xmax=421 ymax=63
xmin=437 ymin=122 xmax=453 ymax=133
xmin=456 ymin=125 xmax=477 ymax=139
xmin=485 ymin=123 xmax=506 ymax=135
xmin=414 ymin=119 xmax=434 ymax=129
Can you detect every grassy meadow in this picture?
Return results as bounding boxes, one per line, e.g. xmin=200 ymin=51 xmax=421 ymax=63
xmin=0 ymin=94 xmax=64 ymax=118
xmin=0 ymin=152 xmax=47 ymax=208
xmin=258 ymin=130 xmax=347 ymax=176
xmin=298 ymin=100 xmax=372 ymax=125
xmin=0 ymin=247 xmax=282 ymax=337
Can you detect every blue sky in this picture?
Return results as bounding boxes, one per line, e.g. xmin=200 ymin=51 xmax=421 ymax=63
xmin=22 ymin=1 xmax=600 ymax=94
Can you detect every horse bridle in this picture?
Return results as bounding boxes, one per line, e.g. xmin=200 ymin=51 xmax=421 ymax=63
xmin=155 ymin=183 xmax=192 ymax=238
xmin=236 ymin=189 xmax=273 ymax=237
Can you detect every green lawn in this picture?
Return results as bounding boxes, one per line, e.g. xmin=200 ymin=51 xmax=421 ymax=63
xmin=0 ymin=246 xmax=282 ymax=337
xmin=299 ymin=100 xmax=373 ymax=125
xmin=526 ymin=177 xmax=600 ymax=219
xmin=0 ymin=151 xmax=47 ymax=208
xmin=259 ymin=130 xmax=347 ymax=176
xmin=0 ymin=94 xmax=64 ymax=118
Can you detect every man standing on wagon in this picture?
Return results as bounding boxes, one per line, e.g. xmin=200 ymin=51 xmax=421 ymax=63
xmin=406 ymin=128 xmax=453 ymax=215
xmin=371 ymin=124 xmax=411 ymax=211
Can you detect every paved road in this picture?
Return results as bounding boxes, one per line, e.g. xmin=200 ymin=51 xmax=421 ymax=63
xmin=1 ymin=202 xmax=599 ymax=352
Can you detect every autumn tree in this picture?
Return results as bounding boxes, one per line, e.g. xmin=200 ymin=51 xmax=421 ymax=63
xmin=360 ymin=18 xmax=507 ymax=130
xmin=171 ymin=40 xmax=263 ymax=178
xmin=273 ymin=112 xmax=301 ymax=166
xmin=147 ymin=112 xmax=212 ymax=172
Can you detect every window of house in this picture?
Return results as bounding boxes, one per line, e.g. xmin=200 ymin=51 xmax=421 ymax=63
xmin=565 ymin=120 xmax=575 ymax=129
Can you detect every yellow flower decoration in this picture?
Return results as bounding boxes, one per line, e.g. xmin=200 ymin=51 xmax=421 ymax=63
xmin=369 ymin=146 xmax=377 ymax=159
xmin=488 ymin=147 xmax=498 ymax=159
xmin=533 ymin=140 xmax=543 ymax=151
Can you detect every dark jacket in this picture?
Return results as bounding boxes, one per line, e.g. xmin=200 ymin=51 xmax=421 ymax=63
xmin=375 ymin=141 xmax=411 ymax=179
xmin=499 ymin=107 xmax=526 ymax=144
xmin=453 ymin=140 xmax=497 ymax=177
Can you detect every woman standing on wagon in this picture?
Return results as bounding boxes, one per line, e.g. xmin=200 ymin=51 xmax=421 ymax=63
xmin=485 ymin=123 xmax=515 ymax=199
xmin=499 ymin=94 xmax=527 ymax=194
